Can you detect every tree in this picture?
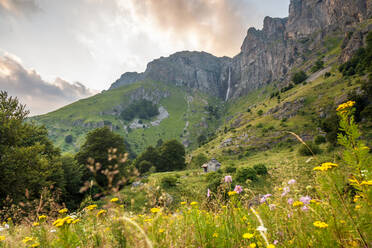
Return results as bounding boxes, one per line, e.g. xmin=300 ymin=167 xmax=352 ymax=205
xmin=134 ymin=146 xmax=161 ymax=172
xmin=158 ymin=140 xmax=186 ymax=172
xmin=75 ymin=126 xmax=126 ymax=186
xmin=292 ymin=71 xmax=307 ymax=85
xmin=0 ymin=91 xmax=65 ymax=205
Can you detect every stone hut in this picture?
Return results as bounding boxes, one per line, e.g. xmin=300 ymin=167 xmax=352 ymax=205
xmin=201 ymin=158 xmax=221 ymax=173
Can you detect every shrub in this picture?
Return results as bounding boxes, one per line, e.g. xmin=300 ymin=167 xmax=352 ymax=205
xmin=314 ymin=135 xmax=326 ymax=145
xmin=310 ymin=59 xmax=324 ymax=73
xmin=298 ymin=142 xmax=322 ymax=156
xmin=235 ymin=167 xmax=257 ymax=183
xmin=324 ymin=72 xmax=331 ymax=78
xmin=224 ymin=164 xmax=237 ymax=173
xmin=257 ymin=110 xmax=263 ymax=116
xmin=138 ymin=160 xmax=154 ymax=174
xmin=292 ymin=71 xmax=308 ymax=85
xmin=65 ymin=134 xmax=73 ymax=143
xmin=161 ymin=175 xmax=178 ymax=189
xmin=253 ymin=164 xmax=268 ymax=175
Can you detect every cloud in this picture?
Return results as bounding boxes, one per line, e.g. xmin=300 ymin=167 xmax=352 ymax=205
xmin=0 ymin=0 xmax=40 ymax=16
xmin=0 ymin=54 xmax=96 ymax=116
xmin=129 ymin=0 xmax=257 ymax=57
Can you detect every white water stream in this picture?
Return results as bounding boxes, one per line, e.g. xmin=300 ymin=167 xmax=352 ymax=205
xmin=225 ymin=67 xmax=231 ymax=102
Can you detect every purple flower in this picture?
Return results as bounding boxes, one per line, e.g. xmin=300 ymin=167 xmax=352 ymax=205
xmin=207 ymin=188 xmax=211 ymax=198
xmin=274 ymin=240 xmax=279 ymax=245
xmin=281 ymin=187 xmax=290 ymax=197
xmin=234 ymin=185 xmax=243 ymax=194
xmin=301 ymin=206 xmax=309 ymax=211
xmin=288 ymin=179 xmax=296 ymax=185
xmin=300 ymin=196 xmax=311 ymax=205
xmin=260 ymin=194 xmax=272 ymax=204
xmin=224 ymin=175 xmax=232 ymax=183
xmin=287 ymin=198 xmax=294 ymax=205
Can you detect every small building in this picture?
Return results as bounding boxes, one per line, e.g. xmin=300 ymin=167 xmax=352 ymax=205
xmin=201 ymin=158 xmax=221 ymax=173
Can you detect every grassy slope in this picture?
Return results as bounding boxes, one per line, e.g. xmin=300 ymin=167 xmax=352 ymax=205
xmin=31 ymin=81 xmax=223 ymax=155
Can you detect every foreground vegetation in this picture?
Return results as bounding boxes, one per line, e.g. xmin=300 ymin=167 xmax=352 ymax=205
xmin=0 ymin=102 xmax=371 ymax=247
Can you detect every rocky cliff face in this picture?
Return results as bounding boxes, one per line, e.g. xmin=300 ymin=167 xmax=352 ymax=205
xmin=110 ymin=0 xmax=372 ymax=100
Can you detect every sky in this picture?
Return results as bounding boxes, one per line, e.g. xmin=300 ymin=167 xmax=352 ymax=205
xmin=0 ymin=0 xmax=290 ymax=115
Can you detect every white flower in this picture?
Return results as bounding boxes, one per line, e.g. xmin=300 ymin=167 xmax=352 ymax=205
xmin=50 ymin=229 xmax=57 ymax=233
xmin=288 ymin=179 xmax=296 ymax=185
xmin=4 ymin=224 xmax=9 ymax=229
xmin=257 ymin=226 xmax=267 ymax=232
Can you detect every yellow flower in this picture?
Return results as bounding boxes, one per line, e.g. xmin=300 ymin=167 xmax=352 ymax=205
xmin=144 ymin=218 xmax=153 ymax=222
xmin=58 ymin=208 xmax=68 ymax=214
xmin=355 ymin=205 xmax=361 ymax=210
xmin=228 ymin=191 xmax=237 ymax=196
xmin=313 ymin=162 xmax=338 ymax=172
xmin=180 ymin=201 xmax=187 ymax=205
xmin=7 ymin=218 xmax=11 ymax=222
xmin=159 ymin=228 xmax=165 ymax=233
xmin=250 ymin=244 xmax=257 ymax=248
xmin=361 ymin=180 xmax=372 ymax=186
xmin=190 ymin=201 xmax=198 ymax=206
xmin=0 ymin=236 xmax=5 ymax=241
xmin=267 ymin=245 xmax=275 ymax=248
xmin=150 ymin=208 xmax=161 ymax=213
xmin=110 ymin=197 xmax=119 ymax=203
xmin=313 ymin=221 xmax=328 ymax=228
xmin=340 ymin=220 xmax=346 ymax=224
xmin=96 ymin=210 xmax=107 ymax=217
xmin=23 ymin=236 xmax=34 ymax=243
xmin=292 ymin=201 xmax=304 ymax=207
xmin=336 ymin=101 xmax=355 ymax=111
xmin=53 ymin=218 xmax=64 ymax=227
xmin=31 ymin=242 xmax=40 ymax=247
xmin=243 ymin=233 xmax=254 ymax=239
xmin=32 ymin=222 xmax=40 ymax=227
xmin=72 ymin=218 xmax=80 ymax=224
xmin=86 ymin=204 xmax=98 ymax=211
xmin=120 ymin=205 xmax=124 ymax=208
xmin=38 ymin=215 xmax=47 ymax=221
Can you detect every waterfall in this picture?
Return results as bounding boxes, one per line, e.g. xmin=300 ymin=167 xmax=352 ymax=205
xmin=225 ymin=67 xmax=231 ymax=102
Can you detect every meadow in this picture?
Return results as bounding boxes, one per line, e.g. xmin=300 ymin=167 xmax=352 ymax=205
xmin=0 ymin=102 xmax=371 ymax=248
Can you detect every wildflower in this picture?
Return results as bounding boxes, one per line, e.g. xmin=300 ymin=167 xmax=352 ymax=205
xmin=257 ymin=226 xmax=267 ymax=232
xmin=313 ymin=221 xmax=328 ymax=228
xmin=301 ymin=206 xmax=309 ymax=211
xmin=207 ymin=188 xmax=211 ymax=198
xmin=58 ymin=208 xmax=68 ymax=214
xmin=96 ymin=210 xmax=107 ymax=217
xmin=287 ymin=198 xmax=294 ymax=205
xmin=50 ymin=229 xmax=56 ymax=233
xmin=361 ymin=180 xmax=372 ymax=186
xmin=273 ymin=240 xmax=279 ymax=245
xmin=355 ymin=205 xmax=361 ymax=210
xmin=353 ymin=195 xmax=360 ymax=202
xmin=267 ymin=245 xmax=276 ymax=248
xmin=0 ymin=236 xmax=5 ymax=241
xmin=228 ymin=191 xmax=237 ymax=196
xmin=212 ymin=232 xmax=218 ymax=238
xmin=288 ymin=179 xmax=296 ymax=185
xmin=159 ymin=228 xmax=165 ymax=233
xmin=224 ymin=175 xmax=232 ymax=183
xmin=292 ymin=201 xmax=304 ymax=207
xmin=340 ymin=220 xmax=346 ymax=224
xmin=190 ymin=201 xmax=198 ymax=206
xmin=260 ymin=194 xmax=272 ymax=203
xmin=31 ymin=243 xmax=40 ymax=247
xmin=281 ymin=187 xmax=290 ymax=197
xmin=180 ymin=201 xmax=187 ymax=205
xmin=144 ymin=218 xmax=153 ymax=222
xmin=313 ymin=162 xmax=338 ymax=171
xmin=250 ymin=244 xmax=257 ymax=248
xmin=110 ymin=197 xmax=119 ymax=203
xmin=151 ymin=208 xmax=161 ymax=213
xmin=32 ymin=222 xmax=40 ymax=227
xmin=72 ymin=219 xmax=80 ymax=224
xmin=269 ymin=204 xmax=276 ymax=210
xmin=86 ymin=204 xmax=98 ymax=211
xmin=234 ymin=185 xmax=243 ymax=194
xmin=299 ymin=196 xmax=311 ymax=205
xmin=23 ymin=236 xmax=34 ymax=243
xmin=336 ymin=101 xmax=355 ymax=111
xmin=243 ymin=233 xmax=254 ymax=239
xmin=38 ymin=215 xmax=47 ymax=221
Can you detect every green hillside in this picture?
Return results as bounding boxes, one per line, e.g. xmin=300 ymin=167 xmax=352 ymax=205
xmin=31 ymin=81 xmax=223 ymax=155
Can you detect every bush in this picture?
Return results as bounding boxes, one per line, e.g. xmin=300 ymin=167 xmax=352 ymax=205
xmin=310 ymin=59 xmax=324 ymax=73
xmin=65 ymin=134 xmax=73 ymax=143
xmin=257 ymin=110 xmax=263 ymax=116
xmin=205 ymin=172 xmax=222 ymax=193
xmin=235 ymin=167 xmax=257 ymax=183
xmin=253 ymin=164 xmax=268 ymax=175
xmin=138 ymin=160 xmax=154 ymax=174
xmin=292 ymin=71 xmax=308 ymax=85
xmin=298 ymin=142 xmax=322 ymax=156
xmin=314 ymin=135 xmax=326 ymax=145
xmin=324 ymin=72 xmax=331 ymax=78
xmin=224 ymin=164 xmax=237 ymax=173
xmin=161 ymin=175 xmax=178 ymax=189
